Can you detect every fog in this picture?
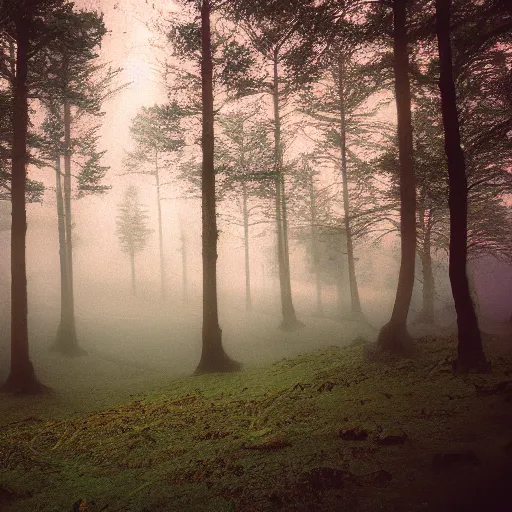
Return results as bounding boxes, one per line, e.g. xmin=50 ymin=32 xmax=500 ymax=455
xmin=1 ymin=0 xmax=511 ymax=389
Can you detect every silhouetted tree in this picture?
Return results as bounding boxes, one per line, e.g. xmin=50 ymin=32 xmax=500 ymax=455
xmin=435 ymin=0 xmax=489 ymax=373
xmin=0 ymin=0 xmax=83 ymax=393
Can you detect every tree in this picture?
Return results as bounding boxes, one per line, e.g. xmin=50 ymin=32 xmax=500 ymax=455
xmin=167 ymin=0 xmax=243 ymax=373
xmin=37 ymin=9 xmax=115 ymax=357
xmin=124 ymin=103 xmax=185 ymax=300
xmin=223 ymin=6 xmax=320 ymax=330
xmin=435 ymin=0 xmax=489 ymax=373
xmin=299 ymin=45 xmax=390 ymax=320
xmin=0 ymin=0 xmax=81 ymax=393
xmin=372 ymin=0 xmax=417 ymax=357
xmin=116 ymin=185 xmax=152 ymax=296
xmin=216 ymin=108 xmax=275 ymax=312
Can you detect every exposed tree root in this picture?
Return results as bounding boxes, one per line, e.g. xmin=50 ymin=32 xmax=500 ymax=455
xmin=194 ymin=351 xmax=242 ymax=375
xmin=279 ymin=318 xmax=305 ymax=332
xmin=366 ymin=321 xmax=417 ymax=362
xmin=0 ymin=362 xmax=51 ymax=395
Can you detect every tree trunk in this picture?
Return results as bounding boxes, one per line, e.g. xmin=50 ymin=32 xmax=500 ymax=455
xmin=308 ymin=173 xmax=323 ymax=316
xmin=242 ymin=182 xmax=252 ymax=312
xmin=272 ymin=52 xmax=302 ymax=331
xmin=53 ymin=153 xmax=80 ymax=355
xmin=195 ymin=0 xmax=240 ymax=374
xmin=1 ymin=19 xmax=46 ymax=394
xmin=53 ymin=95 xmax=84 ymax=356
xmin=338 ymin=55 xmax=362 ymax=318
xmin=155 ymin=152 xmax=166 ymax=299
xmin=435 ymin=0 xmax=488 ymax=373
xmin=376 ymin=0 xmax=416 ymax=356
xmin=418 ymin=249 xmax=435 ymax=324
xmin=130 ymin=249 xmax=137 ymax=297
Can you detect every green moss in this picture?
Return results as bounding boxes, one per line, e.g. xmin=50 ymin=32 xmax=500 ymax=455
xmin=1 ymin=336 xmax=512 ymax=511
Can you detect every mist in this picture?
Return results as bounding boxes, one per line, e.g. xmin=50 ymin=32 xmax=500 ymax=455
xmin=1 ymin=0 xmax=512 ymax=511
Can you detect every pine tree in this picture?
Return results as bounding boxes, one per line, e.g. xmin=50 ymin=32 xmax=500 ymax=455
xmin=37 ymin=8 xmax=117 ymax=357
xmin=116 ymin=186 xmax=152 ymax=297
xmin=0 ymin=0 xmax=83 ymax=393
xmin=216 ymin=108 xmax=275 ymax=312
xmin=124 ymin=103 xmax=185 ymax=300
xmin=435 ymin=0 xmax=490 ymax=373
xmin=166 ymin=0 xmax=249 ymax=373
xmin=299 ymin=45 xmax=389 ymax=321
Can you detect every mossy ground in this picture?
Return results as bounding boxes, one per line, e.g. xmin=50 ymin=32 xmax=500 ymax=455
xmin=1 ymin=333 xmax=512 ymax=512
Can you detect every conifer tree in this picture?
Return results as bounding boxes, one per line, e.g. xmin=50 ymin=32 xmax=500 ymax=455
xmin=216 ymin=108 xmax=275 ymax=312
xmin=167 ymin=0 xmax=248 ymax=373
xmin=116 ymin=185 xmax=152 ymax=297
xmin=37 ymin=9 xmax=117 ymax=357
xmin=124 ymin=103 xmax=185 ymax=300
xmin=0 ymin=0 xmax=82 ymax=393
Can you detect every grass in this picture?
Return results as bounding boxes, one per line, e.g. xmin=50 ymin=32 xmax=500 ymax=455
xmin=1 ymin=332 xmax=512 ymax=512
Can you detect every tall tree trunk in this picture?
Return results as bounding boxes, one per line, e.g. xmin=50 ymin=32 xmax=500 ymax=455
xmin=435 ymin=0 xmax=488 ymax=373
xmin=308 ymin=173 xmax=322 ymax=316
xmin=272 ymin=52 xmax=302 ymax=330
xmin=336 ymin=274 xmax=343 ymax=315
xmin=338 ymin=55 xmax=363 ymax=318
xmin=130 ymin=249 xmax=137 ymax=297
xmin=467 ymin=266 xmax=481 ymax=319
xmin=416 ymin=207 xmax=435 ymax=323
xmin=155 ymin=152 xmax=166 ymax=299
xmin=419 ymin=247 xmax=435 ymax=324
xmin=55 ymin=157 xmax=68 ymax=317
xmin=1 ymin=19 xmax=46 ymax=394
xmin=242 ymin=182 xmax=252 ymax=312
xmin=53 ymin=153 xmax=80 ymax=354
xmin=53 ymin=95 xmax=84 ymax=356
xmin=376 ymin=0 xmax=416 ymax=356
xmin=195 ymin=0 xmax=240 ymax=374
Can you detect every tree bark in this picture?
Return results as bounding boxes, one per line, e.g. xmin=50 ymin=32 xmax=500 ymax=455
xmin=272 ymin=51 xmax=302 ymax=330
xmin=242 ymin=182 xmax=252 ymax=312
xmin=155 ymin=151 xmax=166 ymax=299
xmin=195 ymin=0 xmax=240 ymax=374
xmin=308 ymin=173 xmax=322 ymax=316
xmin=53 ymin=153 xmax=80 ymax=355
xmin=419 ymin=248 xmax=435 ymax=324
xmin=436 ymin=0 xmax=488 ymax=373
xmin=53 ymin=94 xmax=84 ymax=356
xmin=338 ymin=55 xmax=362 ymax=317
xmin=1 ymin=17 xmax=46 ymax=394
xmin=376 ymin=0 xmax=416 ymax=356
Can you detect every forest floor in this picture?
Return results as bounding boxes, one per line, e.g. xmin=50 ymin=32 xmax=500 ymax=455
xmin=1 ymin=325 xmax=512 ymax=512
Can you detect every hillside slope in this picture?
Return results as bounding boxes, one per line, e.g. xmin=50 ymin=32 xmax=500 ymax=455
xmin=1 ymin=336 xmax=512 ymax=512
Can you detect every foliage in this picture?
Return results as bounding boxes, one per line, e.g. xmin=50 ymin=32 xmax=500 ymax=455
xmin=116 ymin=185 xmax=152 ymax=256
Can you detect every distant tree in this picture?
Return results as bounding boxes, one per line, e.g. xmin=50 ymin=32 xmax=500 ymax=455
xmin=299 ymin=45 xmax=389 ymax=321
xmin=224 ymin=9 xmax=315 ymax=330
xmin=124 ymin=103 xmax=185 ymax=300
xmin=287 ymin=156 xmax=333 ymax=316
xmin=216 ymin=108 xmax=275 ymax=312
xmin=116 ymin=185 xmax=152 ymax=297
